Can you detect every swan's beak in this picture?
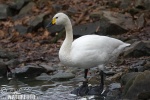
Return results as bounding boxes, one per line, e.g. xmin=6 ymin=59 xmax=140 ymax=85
xmin=46 ymin=18 xmax=56 ymax=28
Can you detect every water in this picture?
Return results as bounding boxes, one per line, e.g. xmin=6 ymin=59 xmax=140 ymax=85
xmin=0 ymin=77 xmax=105 ymax=100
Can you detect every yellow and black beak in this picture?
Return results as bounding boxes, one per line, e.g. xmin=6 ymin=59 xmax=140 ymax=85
xmin=46 ymin=18 xmax=56 ymax=28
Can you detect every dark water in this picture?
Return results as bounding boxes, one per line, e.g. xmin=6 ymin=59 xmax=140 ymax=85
xmin=0 ymin=77 xmax=105 ymax=100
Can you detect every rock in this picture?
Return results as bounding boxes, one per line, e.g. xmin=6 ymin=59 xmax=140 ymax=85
xmin=0 ymin=61 xmax=7 ymax=76
xmin=28 ymin=12 xmax=50 ymax=30
xmin=120 ymin=0 xmax=133 ymax=9
xmin=135 ymin=0 xmax=150 ymax=10
xmin=106 ymin=72 xmax=123 ymax=81
xmin=73 ymin=21 xmax=100 ymax=37
xmin=90 ymin=11 xmax=135 ymax=35
xmin=18 ymin=2 xmax=35 ymax=15
xmin=9 ymin=0 xmax=30 ymax=10
xmin=144 ymin=61 xmax=150 ymax=70
xmin=51 ymin=71 xmax=75 ymax=81
xmin=5 ymin=59 xmax=20 ymax=69
xmin=121 ymin=72 xmax=141 ymax=85
xmin=67 ymin=7 xmax=77 ymax=15
xmin=123 ymin=41 xmax=150 ymax=57
xmin=122 ymin=70 xmax=150 ymax=99
xmin=109 ymin=83 xmax=121 ymax=90
xmin=129 ymin=60 xmax=146 ymax=72
xmin=39 ymin=63 xmax=56 ymax=73
xmin=136 ymin=13 xmax=146 ymax=29
xmin=0 ymin=49 xmax=18 ymax=59
xmin=41 ymin=84 xmax=56 ymax=91
xmin=138 ymin=91 xmax=150 ymax=100
xmin=0 ymin=4 xmax=12 ymax=20
xmin=52 ymin=4 xmax=62 ymax=12
xmin=35 ymin=73 xmax=51 ymax=81
xmin=14 ymin=25 xmax=31 ymax=34
xmin=15 ymin=65 xmax=46 ymax=78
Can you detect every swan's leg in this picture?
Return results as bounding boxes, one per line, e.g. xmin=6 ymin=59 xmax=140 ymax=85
xmin=99 ymin=70 xmax=104 ymax=89
xmin=71 ymin=69 xmax=89 ymax=96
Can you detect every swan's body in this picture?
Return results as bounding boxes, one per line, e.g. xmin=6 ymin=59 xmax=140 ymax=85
xmin=60 ymin=34 xmax=130 ymax=69
xmin=47 ymin=12 xmax=130 ymax=96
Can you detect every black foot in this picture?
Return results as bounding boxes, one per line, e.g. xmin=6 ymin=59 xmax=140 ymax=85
xmin=88 ymin=85 xmax=104 ymax=95
xmin=71 ymin=81 xmax=89 ymax=96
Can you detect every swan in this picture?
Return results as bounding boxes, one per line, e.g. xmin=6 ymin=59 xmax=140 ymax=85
xmin=46 ymin=12 xmax=130 ymax=96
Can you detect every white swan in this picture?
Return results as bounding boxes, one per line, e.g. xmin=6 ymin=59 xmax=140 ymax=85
xmin=47 ymin=12 xmax=130 ymax=96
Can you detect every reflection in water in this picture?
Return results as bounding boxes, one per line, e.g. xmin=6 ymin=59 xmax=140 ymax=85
xmin=0 ymin=77 xmax=105 ymax=100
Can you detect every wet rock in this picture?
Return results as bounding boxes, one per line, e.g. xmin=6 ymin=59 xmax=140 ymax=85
xmin=28 ymin=12 xmax=50 ymax=30
xmin=0 ymin=49 xmax=18 ymax=59
xmin=9 ymin=0 xmax=30 ymax=10
xmin=39 ymin=63 xmax=56 ymax=73
xmin=14 ymin=25 xmax=31 ymax=34
xmin=0 ymin=61 xmax=7 ymax=76
xmin=90 ymin=11 xmax=135 ymax=35
xmin=123 ymin=41 xmax=150 ymax=57
xmin=73 ymin=21 xmax=100 ymax=37
xmin=18 ymin=2 xmax=35 ymax=15
xmin=35 ymin=73 xmax=51 ymax=81
xmin=0 ymin=4 xmax=12 ymax=20
xmin=41 ymin=84 xmax=56 ymax=91
xmin=51 ymin=71 xmax=75 ymax=81
xmin=15 ymin=65 xmax=46 ymax=78
xmin=122 ymin=70 xmax=150 ymax=99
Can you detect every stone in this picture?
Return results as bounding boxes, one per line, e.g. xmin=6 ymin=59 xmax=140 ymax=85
xmin=122 ymin=70 xmax=150 ymax=99
xmin=90 ymin=11 xmax=135 ymax=35
xmin=73 ymin=21 xmax=100 ymax=37
xmin=18 ymin=2 xmax=35 ymax=15
xmin=39 ymin=63 xmax=56 ymax=73
xmin=136 ymin=13 xmax=146 ymax=29
xmin=35 ymin=73 xmax=51 ymax=81
xmin=28 ymin=12 xmax=50 ymax=30
xmin=0 ymin=49 xmax=18 ymax=60
xmin=14 ymin=25 xmax=31 ymax=34
xmin=144 ymin=61 xmax=150 ymax=70
xmin=0 ymin=61 xmax=7 ymax=76
xmin=9 ymin=0 xmax=30 ymax=10
xmin=51 ymin=71 xmax=75 ymax=81
xmin=0 ymin=4 xmax=12 ymax=20
xmin=52 ymin=4 xmax=62 ymax=12
xmin=129 ymin=60 xmax=146 ymax=72
xmin=138 ymin=91 xmax=150 ymax=100
xmin=123 ymin=41 xmax=150 ymax=57
xmin=121 ymin=72 xmax=141 ymax=85
xmin=135 ymin=0 xmax=150 ymax=10
xmin=120 ymin=0 xmax=133 ymax=9
xmin=5 ymin=59 xmax=20 ymax=69
xmin=15 ymin=65 xmax=46 ymax=78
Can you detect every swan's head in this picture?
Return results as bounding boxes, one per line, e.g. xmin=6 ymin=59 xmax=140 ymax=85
xmin=46 ymin=13 xmax=69 ymax=27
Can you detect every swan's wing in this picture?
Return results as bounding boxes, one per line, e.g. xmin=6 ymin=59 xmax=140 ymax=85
xmin=70 ymin=35 xmax=127 ymax=68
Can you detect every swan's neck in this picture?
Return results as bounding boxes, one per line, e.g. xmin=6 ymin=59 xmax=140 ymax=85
xmin=59 ymin=19 xmax=73 ymax=65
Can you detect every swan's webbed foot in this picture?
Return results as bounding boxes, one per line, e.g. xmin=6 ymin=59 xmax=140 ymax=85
xmin=71 ymin=81 xmax=89 ymax=96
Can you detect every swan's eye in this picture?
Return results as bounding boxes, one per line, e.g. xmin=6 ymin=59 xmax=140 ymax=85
xmin=56 ymin=17 xmax=58 ymax=19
